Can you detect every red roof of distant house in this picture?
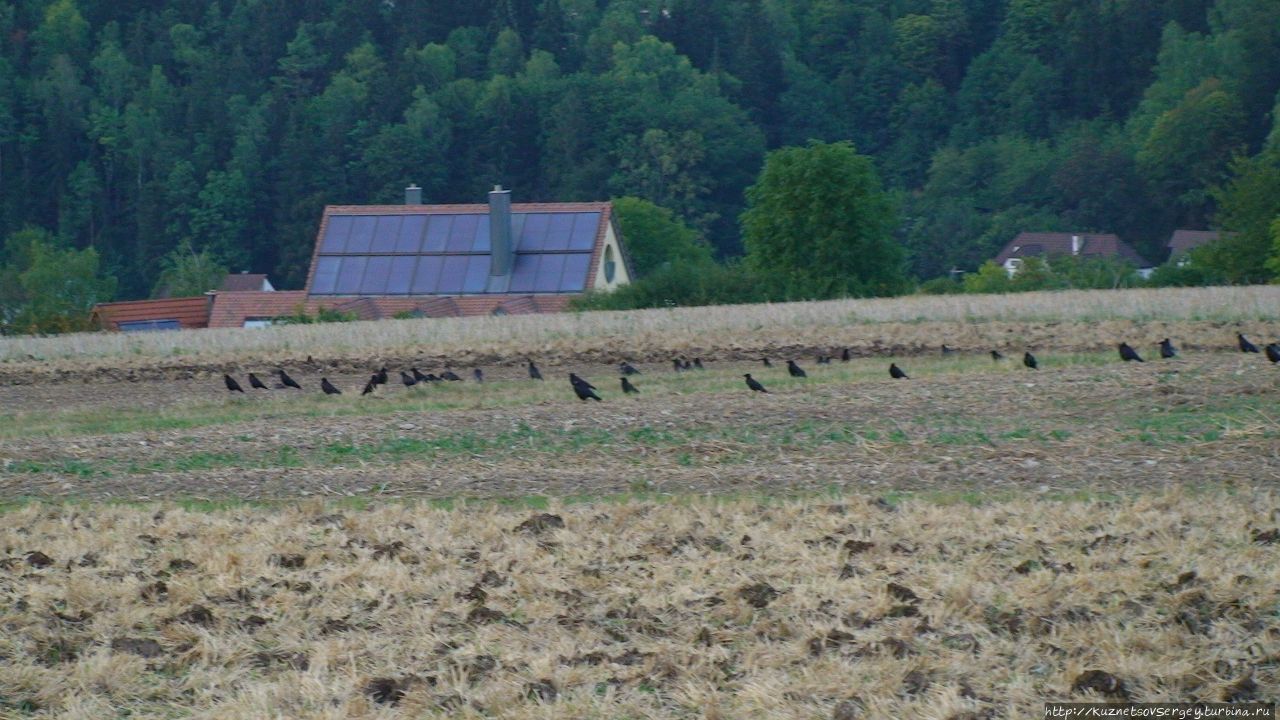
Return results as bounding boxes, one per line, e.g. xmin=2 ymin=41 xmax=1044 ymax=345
xmin=220 ymin=273 xmax=274 ymax=292
xmin=1165 ymin=230 xmax=1221 ymax=259
xmin=91 ymin=296 xmax=211 ymax=331
xmin=992 ymin=232 xmax=1151 ymax=267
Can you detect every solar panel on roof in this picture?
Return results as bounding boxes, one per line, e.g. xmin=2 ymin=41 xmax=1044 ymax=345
xmin=311 ymin=210 xmax=603 ymax=296
xmin=386 ymin=256 xmax=417 ymax=294
xmin=369 ymin=216 xmax=400 ymax=252
xmin=311 ymin=256 xmax=341 ymax=294
xmin=346 ymin=217 xmax=377 ymax=253
xmin=321 ymin=216 xmax=354 ymax=253
xmin=362 ymin=256 xmax=394 ymax=294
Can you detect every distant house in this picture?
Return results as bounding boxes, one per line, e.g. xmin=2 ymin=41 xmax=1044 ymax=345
xmin=220 ymin=272 xmax=275 ymax=292
xmin=91 ymin=296 xmax=212 ymax=332
xmin=206 ymin=185 xmax=632 ymax=328
xmin=1164 ymin=230 xmax=1221 ymax=264
xmin=992 ymin=232 xmax=1153 ymax=277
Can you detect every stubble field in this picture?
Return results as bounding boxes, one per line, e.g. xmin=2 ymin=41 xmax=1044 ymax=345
xmin=1 ymin=290 xmax=1279 ymax=718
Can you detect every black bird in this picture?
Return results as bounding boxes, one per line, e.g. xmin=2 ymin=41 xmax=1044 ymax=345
xmin=682 ymin=359 xmax=693 ymax=371
xmin=1118 ymin=342 xmax=1144 ymax=362
xmin=473 ymin=368 xmax=484 ymax=383
xmin=990 ymin=350 xmax=1005 ymax=361
xmin=673 ymin=358 xmax=685 ymax=372
xmin=1023 ymin=352 xmax=1038 ymax=370
xmin=440 ymin=370 xmax=462 ymax=381
xmin=941 ymin=344 xmax=955 ymax=356
xmin=321 ymin=378 xmax=342 ymax=395
xmin=762 ymin=358 xmax=772 ymax=368
xmin=1159 ymin=338 xmax=1177 ymax=359
xmin=248 ymin=372 xmax=268 ymax=390
xmin=621 ymin=377 xmax=640 ymax=394
xmin=787 ymin=360 xmax=807 ymax=378
xmin=1265 ymin=343 xmax=1280 ymax=363
xmin=421 ymin=373 xmax=440 ymax=382
xmin=361 ymin=378 xmax=376 ymax=396
xmin=374 ymin=367 xmax=389 ymax=385
xmin=412 ymin=367 xmax=430 ymax=383
xmin=278 ymin=369 xmax=302 ymax=390
xmin=744 ymin=373 xmax=768 ymax=393
xmin=840 ymin=348 xmax=851 ymax=362
xmin=889 ymin=363 xmax=909 ymax=379
xmin=528 ymin=360 xmax=543 ymax=380
xmin=224 ymin=374 xmax=244 ymax=393
xmin=1239 ymin=333 xmax=1260 ymax=353
xmin=693 ymin=358 xmax=704 ymax=370
xmin=400 ymin=370 xmax=417 ymax=387
xmin=620 ymin=362 xmax=640 ymax=376
xmin=569 ymin=374 xmax=601 ymax=401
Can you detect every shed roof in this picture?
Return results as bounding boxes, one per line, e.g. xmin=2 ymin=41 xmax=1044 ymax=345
xmin=1165 ymin=230 xmax=1221 ymax=258
xmin=91 ymin=296 xmax=211 ymax=331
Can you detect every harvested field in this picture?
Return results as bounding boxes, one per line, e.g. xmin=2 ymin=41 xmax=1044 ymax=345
xmin=1 ymin=296 xmax=1279 ymax=718
xmin=1 ymin=492 xmax=1277 ymax=719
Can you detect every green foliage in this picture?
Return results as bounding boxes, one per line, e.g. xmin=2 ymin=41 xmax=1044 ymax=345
xmin=742 ymin=141 xmax=907 ymax=298
xmin=151 ymin=240 xmax=227 ymax=299
xmin=1 ymin=227 xmax=115 ymax=334
xmin=960 ymin=255 xmax=1142 ymax=294
xmin=611 ymin=196 xmax=713 ymax=277
xmin=571 ymin=261 xmax=766 ymax=310
xmin=1 ymin=0 xmax=1278 ymax=308
xmin=1204 ymin=151 xmax=1280 ymax=283
xmin=916 ymin=276 xmax=964 ymax=295
xmin=273 ymin=306 xmax=359 ymax=325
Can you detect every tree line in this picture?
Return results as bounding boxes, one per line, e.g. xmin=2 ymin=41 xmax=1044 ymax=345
xmin=2 ymin=0 xmax=1279 ymax=331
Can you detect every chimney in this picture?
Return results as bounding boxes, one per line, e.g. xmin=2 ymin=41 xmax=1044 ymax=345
xmin=1071 ymin=235 xmax=1082 ymax=255
xmin=489 ymin=185 xmax=513 ymax=277
xmin=405 ymin=184 xmax=422 ymax=205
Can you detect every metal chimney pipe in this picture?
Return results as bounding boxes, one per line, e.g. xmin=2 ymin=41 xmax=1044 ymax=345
xmin=405 ymin=184 xmax=422 ymax=205
xmin=1071 ymin=235 xmax=1081 ymax=255
xmin=489 ymin=185 xmax=513 ymax=277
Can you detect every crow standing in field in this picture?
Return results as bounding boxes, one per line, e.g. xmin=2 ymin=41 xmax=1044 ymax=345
xmin=1159 ymin=338 xmax=1177 ymax=359
xmin=362 ymin=377 xmax=376 ymax=396
xmin=744 ymin=373 xmax=768 ymax=393
xmin=621 ymin=377 xmax=640 ymax=394
xmin=440 ymin=370 xmax=462 ymax=381
xmin=224 ymin=374 xmax=244 ymax=393
xmin=527 ymin=360 xmax=543 ymax=380
xmin=1238 ymin=333 xmax=1260 ymax=353
xmin=620 ymin=362 xmax=640 ymax=376
xmin=400 ymin=370 xmax=417 ymax=387
xmin=841 ymin=348 xmax=851 ymax=362
xmin=321 ymin=378 xmax=342 ymax=395
xmin=762 ymin=358 xmax=772 ymax=368
xmin=374 ymin=367 xmax=389 ymax=385
xmin=569 ymin=373 xmax=601 ymax=401
xmin=1118 ymin=342 xmax=1144 ymax=362
xmin=673 ymin=358 xmax=685 ymax=372
xmin=889 ymin=363 xmax=909 ymax=379
xmin=278 ymin=369 xmax=302 ymax=390
xmin=941 ymin=344 xmax=955 ymax=356
xmin=990 ymin=350 xmax=1005 ymax=361
xmin=248 ymin=372 xmax=268 ymax=390
xmin=693 ymin=358 xmax=705 ymax=370
xmin=1265 ymin=343 xmax=1280 ymax=363
xmin=787 ymin=360 xmax=807 ymax=378
xmin=412 ymin=367 xmax=430 ymax=383
xmin=1023 ymin=352 xmax=1038 ymax=369
xmin=473 ymin=368 xmax=484 ymax=383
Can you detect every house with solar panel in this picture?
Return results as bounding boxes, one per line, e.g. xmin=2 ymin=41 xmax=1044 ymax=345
xmin=205 ymin=186 xmax=633 ymax=328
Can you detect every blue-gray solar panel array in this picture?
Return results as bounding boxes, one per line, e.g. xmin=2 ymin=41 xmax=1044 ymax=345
xmin=311 ymin=212 xmax=601 ymax=295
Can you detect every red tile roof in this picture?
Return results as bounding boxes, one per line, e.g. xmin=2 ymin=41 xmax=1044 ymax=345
xmin=220 ymin=273 xmax=272 ymax=292
xmin=207 ymin=291 xmax=310 ymax=328
xmin=1165 ymin=230 xmax=1221 ymax=258
xmin=91 ymin=296 xmax=212 ymax=331
xmin=993 ymin=232 xmax=1150 ymax=267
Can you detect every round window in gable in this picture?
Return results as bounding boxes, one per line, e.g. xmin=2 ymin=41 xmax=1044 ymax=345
xmin=604 ymin=245 xmax=617 ymax=283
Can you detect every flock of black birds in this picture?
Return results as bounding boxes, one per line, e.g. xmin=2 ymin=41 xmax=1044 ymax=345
xmin=221 ymin=332 xmax=1279 ymax=401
